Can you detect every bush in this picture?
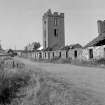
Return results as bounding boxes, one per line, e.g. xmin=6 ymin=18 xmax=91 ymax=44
xmin=0 ymin=68 xmax=31 ymax=105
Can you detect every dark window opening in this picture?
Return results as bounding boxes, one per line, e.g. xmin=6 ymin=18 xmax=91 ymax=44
xmin=48 ymin=52 xmax=50 ymax=58
xmin=39 ymin=52 xmax=42 ymax=59
xmin=53 ymin=52 xmax=54 ymax=58
xmin=54 ymin=29 xmax=57 ymax=37
xmin=45 ymin=52 xmax=46 ymax=58
xmin=89 ymin=49 xmax=93 ymax=59
xmin=66 ymin=51 xmax=68 ymax=58
xmin=74 ymin=50 xmax=77 ymax=58
xmin=54 ymin=29 xmax=58 ymax=37
xmin=59 ymin=52 xmax=61 ymax=57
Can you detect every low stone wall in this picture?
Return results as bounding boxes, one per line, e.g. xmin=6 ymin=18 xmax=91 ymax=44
xmin=4 ymin=59 xmax=25 ymax=69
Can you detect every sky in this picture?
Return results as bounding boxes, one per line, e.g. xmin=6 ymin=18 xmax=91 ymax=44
xmin=0 ymin=0 xmax=105 ymax=49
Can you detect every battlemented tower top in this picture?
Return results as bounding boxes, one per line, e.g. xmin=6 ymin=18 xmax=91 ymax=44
xmin=43 ymin=9 xmax=64 ymax=18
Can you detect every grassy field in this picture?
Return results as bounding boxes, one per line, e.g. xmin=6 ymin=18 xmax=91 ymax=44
xmin=0 ymin=65 xmax=103 ymax=105
xmin=9 ymin=57 xmax=105 ymax=104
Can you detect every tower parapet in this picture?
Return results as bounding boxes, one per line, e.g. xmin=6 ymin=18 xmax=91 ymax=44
xmin=43 ymin=9 xmax=64 ymax=18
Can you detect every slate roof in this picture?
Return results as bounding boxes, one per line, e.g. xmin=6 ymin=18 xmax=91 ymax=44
xmin=84 ymin=34 xmax=105 ymax=48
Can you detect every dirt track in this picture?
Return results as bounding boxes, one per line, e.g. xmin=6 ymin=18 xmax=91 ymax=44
xmin=14 ymin=57 xmax=105 ymax=104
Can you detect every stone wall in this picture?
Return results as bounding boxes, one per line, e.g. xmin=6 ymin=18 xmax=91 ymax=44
xmin=80 ymin=45 xmax=105 ymax=61
xmin=60 ymin=50 xmax=67 ymax=59
xmin=4 ymin=59 xmax=25 ymax=69
xmin=53 ymin=50 xmax=61 ymax=58
xmin=49 ymin=51 xmax=54 ymax=59
xmin=68 ymin=48 xmax=82 ymax=60
xmin=20 ymin=45 xmax=105 ymax=61
xmin=80 ymin=48 xmax=89 ymax=61
xmin=93 ymin=45 xmax=105 ymax=59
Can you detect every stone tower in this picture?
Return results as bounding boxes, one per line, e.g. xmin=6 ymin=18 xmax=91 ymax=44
xmin=43 ymin=9 xmax=65 ymax=49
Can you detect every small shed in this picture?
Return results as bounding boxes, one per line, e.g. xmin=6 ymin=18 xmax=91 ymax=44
xmin=67 ymin=44 xmax=83 ymax=60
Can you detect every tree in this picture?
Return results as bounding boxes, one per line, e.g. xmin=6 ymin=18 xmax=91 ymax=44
xmin=33 ymin=42 xmax=41 ymax=51
xmin=7 ymin=49 xmax=17 ymax=57
xmin=24 ymin=42 xmax=41 ymax=51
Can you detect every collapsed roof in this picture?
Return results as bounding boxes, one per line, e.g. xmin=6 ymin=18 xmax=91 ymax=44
xmin=85 ymin=33 xmax=105 ymax=48
xmin=59 ymin=43 xmax=82 ymax=50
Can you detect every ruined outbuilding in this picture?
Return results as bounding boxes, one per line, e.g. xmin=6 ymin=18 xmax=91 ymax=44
xmin=82 ymin=20 xmax=105 ymax=60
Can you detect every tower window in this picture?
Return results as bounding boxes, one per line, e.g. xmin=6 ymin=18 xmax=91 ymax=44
xmin=54 ymin=18 xmax=57 ymax=26
xmin=54 ymin=29 xmax=58 ymax=37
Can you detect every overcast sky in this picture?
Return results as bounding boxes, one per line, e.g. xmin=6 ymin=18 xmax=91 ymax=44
xmin=0 ymin=0 xmax=105 ymax=49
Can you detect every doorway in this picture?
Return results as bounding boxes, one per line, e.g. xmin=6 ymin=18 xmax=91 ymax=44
xmin=74 ymin=50 xmax=77 ymax=58
xmin=53 ymin=52 xmax=54 ymax=59
xmin=59 ymin=51 xmax=61 ymax=58
xmin=89 ymin=49 xmax=93 ymax=59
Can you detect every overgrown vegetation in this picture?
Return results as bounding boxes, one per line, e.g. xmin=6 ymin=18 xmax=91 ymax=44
xmin=35 ymin=57 xmax=105 ymax=68
xmin=0 ymin=67 xmax=31 ymax=105
xmin=0 ymin=61 xmax=103 ymax=105
xmin=72 ymin=58 xmax=105 ymax=68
